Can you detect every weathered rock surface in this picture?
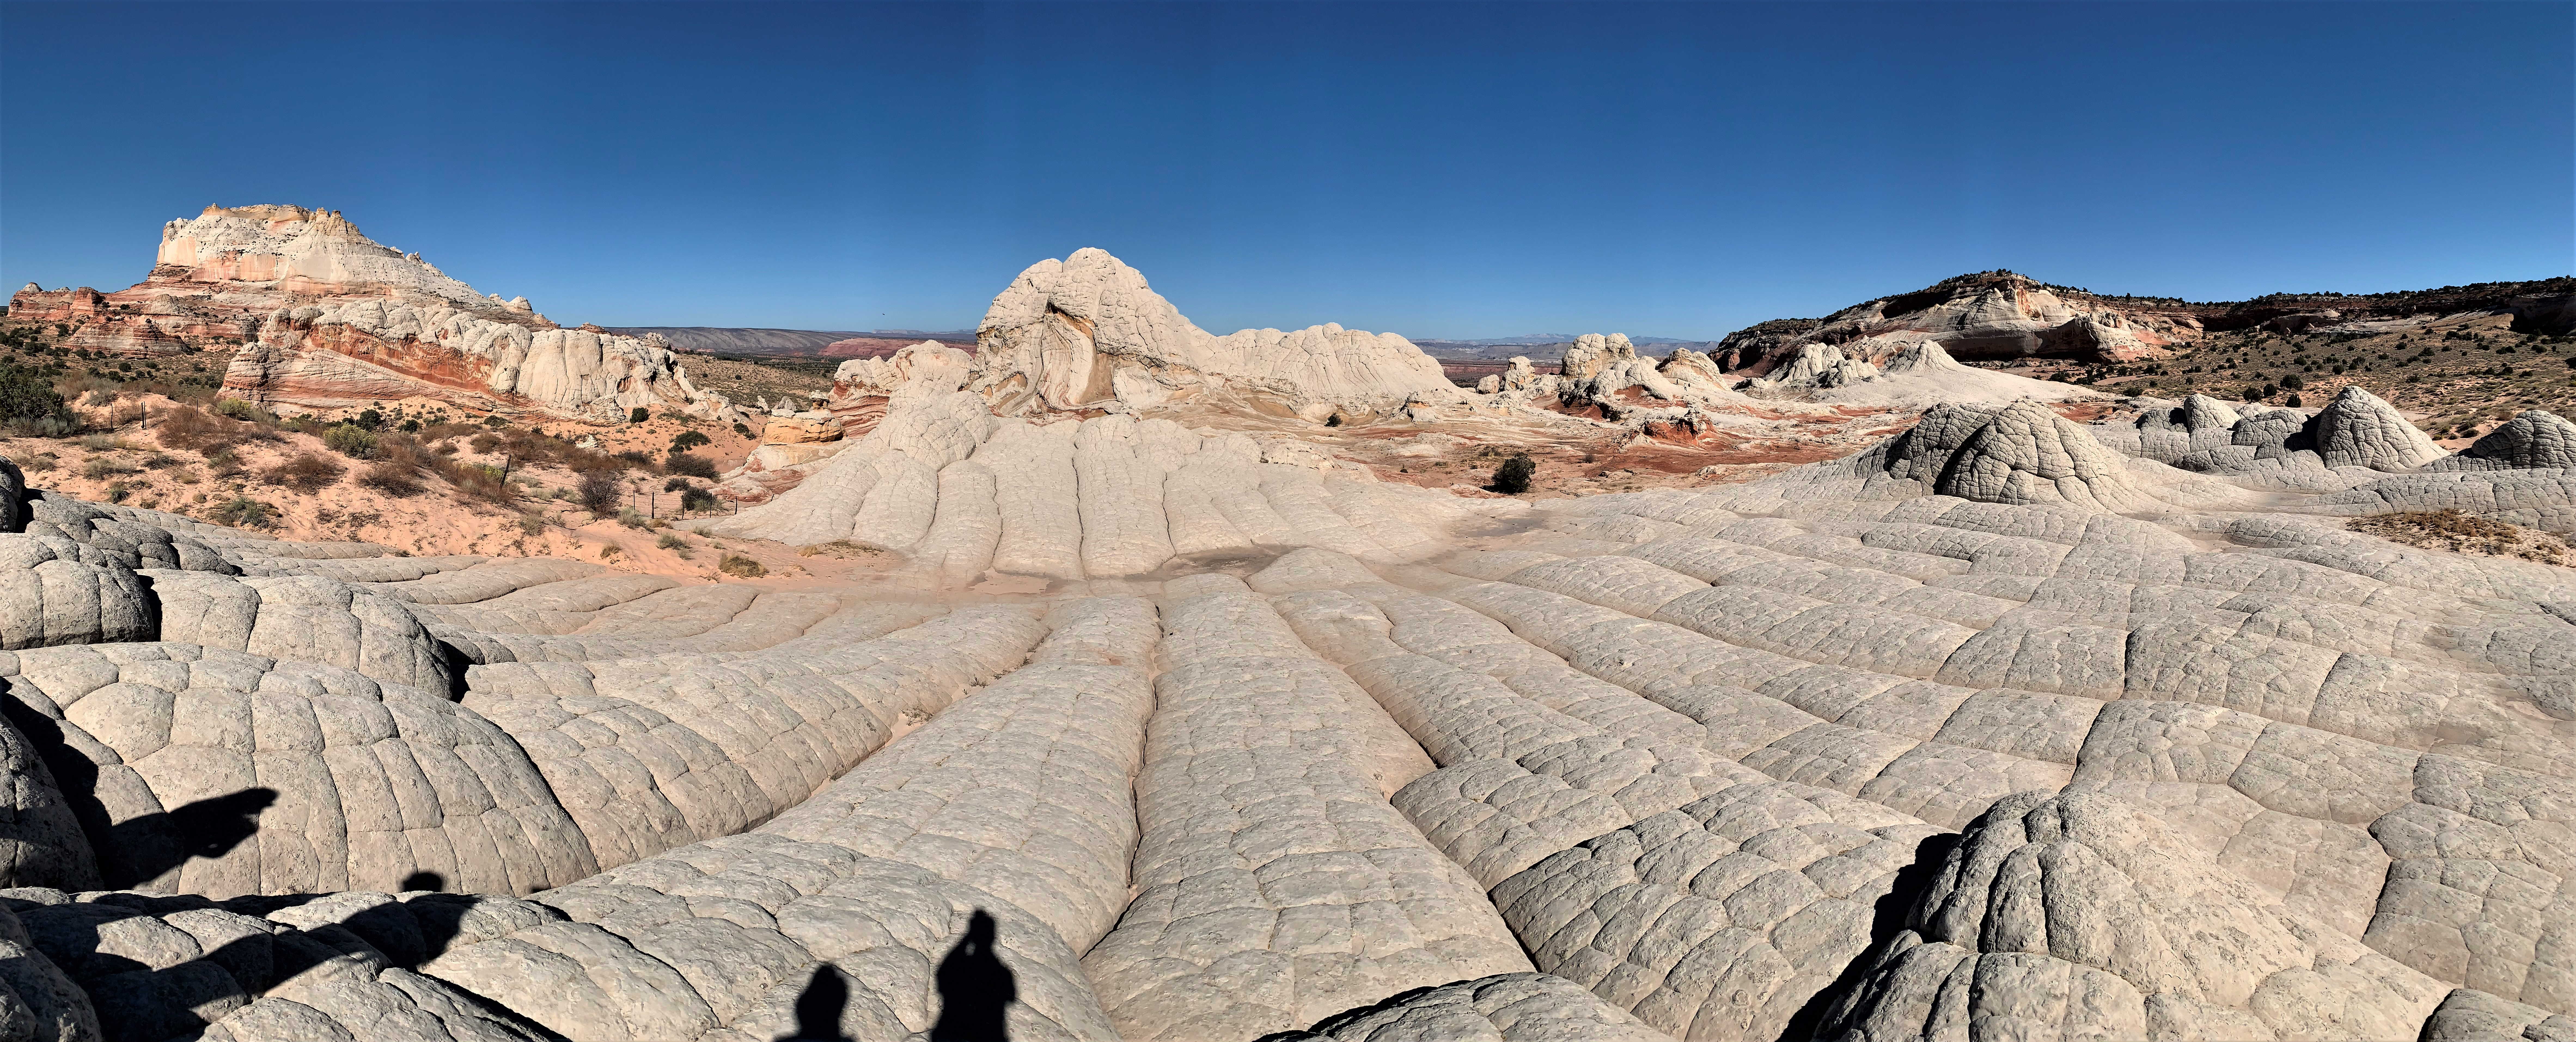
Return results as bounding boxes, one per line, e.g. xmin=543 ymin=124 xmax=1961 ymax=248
xmin=1809 ymin=791 xmax=2450 ymax=1040
xmin=0 ymin=367 xmax=2569 ymax=1042
xmin=2430 ymin=410 xmax=2576 ymax=472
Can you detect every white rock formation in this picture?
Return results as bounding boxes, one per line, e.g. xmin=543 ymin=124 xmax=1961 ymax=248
xmin=154 ymin=205 xmax=492 ymax=306
xmin=226 ymin=299 xmax=730 ymax=422
xmin=965 ymin=248 xmax=1455 ymax=418
xmin=701 ymin=390 xmax=1520 ymax=575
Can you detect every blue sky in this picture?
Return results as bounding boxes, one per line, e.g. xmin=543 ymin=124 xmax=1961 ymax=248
xmin=3 ymin=2 xmax=2568 ymax=339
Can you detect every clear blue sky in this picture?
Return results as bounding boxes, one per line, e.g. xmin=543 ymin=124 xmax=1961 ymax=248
xmin=3 ymin=2 xmax=2568 ymax=339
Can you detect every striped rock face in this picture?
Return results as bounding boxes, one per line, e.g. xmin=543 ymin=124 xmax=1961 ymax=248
xmin=0 ymin=381 xmax=2568 ymax=1042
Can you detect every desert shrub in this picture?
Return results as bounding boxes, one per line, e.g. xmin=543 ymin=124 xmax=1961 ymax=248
xmin=1492 ymin=454 xmax=1535 ymax=494
xmin=445 ymin=462 xmax=512 ymax=505
xmin=19 ymin=452 xmax=57 ymax=473
xmin=671 ymin=430 xmax=711 ymax=452
xmin=359 ymin=459 xmax=423 ymax=496
xmin=81 ymin=456 xmax=137 ymax=479
xmin=467 ymin=433 xmax=500 ymax=454
xmin=2280 ymin=373 xmax=2305 ymax=390
xmin=680 ymin=487 xmax=720 ymax=512
xmin=172 ymin=467 xmax=200 ymax=485
xmin=399 ymin=418 xmax=421 ymax=433
xmin=153 ymin=404 xmax=236 ymax=451
xmin=77 ymin=434 xmax=128 ymax=452
xmin=265 ymin=452 xmax=346 ymax=493
xmin=207 ymin=495 xmax=273 ymax=529
xmin=663 ymin=476 xmax=694 ymax=492
xmin=323 ymin=424 xmax=378 ymax=458
xmin=482 ymin=414 xmax=509 ymax=428
xmin=615 ymin=449 xmax=655 ymax=470
xmin=664 ymin=451 xmax=718 ymax=479
xmin=203 ymin=447 xmax=242 ymax=476
xmin=104 ymin=481 xmax=130 ymax=504
xmin=2285 ymin=393 xmax=2304 ymax=408
xmin=350 ymin=408 xmax=384 ymax=430
xmin=733 ymin=421 xmax=752 ymax=437
xmin=577 ymin=470 xmax=622 ymax=516
xmin=516 ymin=513 xmax=546 ymax=536
xmin=212 ymin=398 xmax=268 ymax=421
xmin=2349 ymin=509 xmax=2569 ymax=566
xmin=140 ymin=452 xmax=176 ymax=469
xmin=629 ymin=406 xmax=650 ymax=424
xmin=617 ymin=507 xmax=651 ymax=530
xmin=717 ymin=553 xmax=766 ymax=578
xmin=0 ymin=364 xmax=76 ymax=436
xmin=656 ymin=531 xmax=693 ymax=559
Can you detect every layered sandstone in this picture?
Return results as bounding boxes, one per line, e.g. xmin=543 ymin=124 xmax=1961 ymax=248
xmin=7 ymin=206 xmax=741 ymax=424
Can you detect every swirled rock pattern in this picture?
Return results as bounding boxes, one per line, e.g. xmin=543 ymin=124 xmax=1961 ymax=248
xmin=0 ymin=377 xmax=2569 ymax=1042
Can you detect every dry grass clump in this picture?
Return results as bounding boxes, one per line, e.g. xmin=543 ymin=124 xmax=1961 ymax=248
xmin=796 ymin=540 xmax=882 ymax=560
xmin=2349 ymin=509 xmax=2570 ymax=566
xmin=206 ymin=495 xmax=274 ymax=529
xmin=717 ymin=553 xmax=767 ymax=578
xmin=152 ymin=403 xmax=276 ymax=452
xmin=263 ymin=452 xmax=347 ymax=494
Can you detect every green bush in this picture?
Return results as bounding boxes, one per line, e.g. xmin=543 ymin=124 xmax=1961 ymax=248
xmin=671 ymin=430 xmax=711 ymax=452
xmin=1492 ymin=455 xmax=1535 ymax=494
xmin=680 ymin=487 xmax=720 ymax=513
xmin=0 ymin=363 xmax=75 ymax=434
xmin=718 ymin=553 xmax=766 ymax=578
xmin=208 ymin=495 xmax=273 ymax=529
xmin=629 ymin=406 xmax=650 ymax=424
xmin=732 ymin=421 xmax=752 ymax=437
xmin=665 ymin=451 xmax=718 ymax=479
xmin=351 ymin=408 xmax=384 ymax=430
xmin=323 ymin=424 xmax=378 ymax=458
xmin=212 ymin=398 xmax=268 ymax=422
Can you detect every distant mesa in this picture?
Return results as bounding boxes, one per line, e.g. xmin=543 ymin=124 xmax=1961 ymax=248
xmin=1713 ymin=269 xmax=2576 ymax=377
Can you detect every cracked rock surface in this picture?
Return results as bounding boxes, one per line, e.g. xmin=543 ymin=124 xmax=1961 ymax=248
xmin=0 ymin=380 xmax=2569 ymax=1042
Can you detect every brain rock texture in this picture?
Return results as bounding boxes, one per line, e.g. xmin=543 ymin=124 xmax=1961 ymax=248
xmin=0 ymin=386 xmax=2571 ymax=1042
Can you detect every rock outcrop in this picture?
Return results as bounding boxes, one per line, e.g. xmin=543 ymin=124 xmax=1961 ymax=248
xmin=2428 ymin=409 xmax=2576 ymax=472
xmin=6 ymin=206 xmax=742 ymax=424
xmin=1718 ymin=271 xmax=2201 ymax=375
xmin=1810 ymin=791 xmax=2450 ymax=1040
xmin=2091 ymin=386 xmax=2451 ymax=490
xmin=1746 ymin=340 xmax=2104 ymax=407
xmin=1713 ymin=271 xmax=2576 ymax=375
xmin=961 ymin=248 xmax=1455 ymax=419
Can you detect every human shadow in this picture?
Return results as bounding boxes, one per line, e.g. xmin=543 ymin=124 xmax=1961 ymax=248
xmin=0 ymin=694 xmax=279 ymax=889
xmin=929 ymin=908 xmax=1015 ymax=1041
xmin=777 ymin=964 xmax=856 ymax=1042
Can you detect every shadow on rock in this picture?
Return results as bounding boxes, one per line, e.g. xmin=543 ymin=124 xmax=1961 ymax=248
xmin=930 ymin=908 xmax=1015 ymax=1041
xmin=778 ymin=964 xmax=856 ymax=1041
